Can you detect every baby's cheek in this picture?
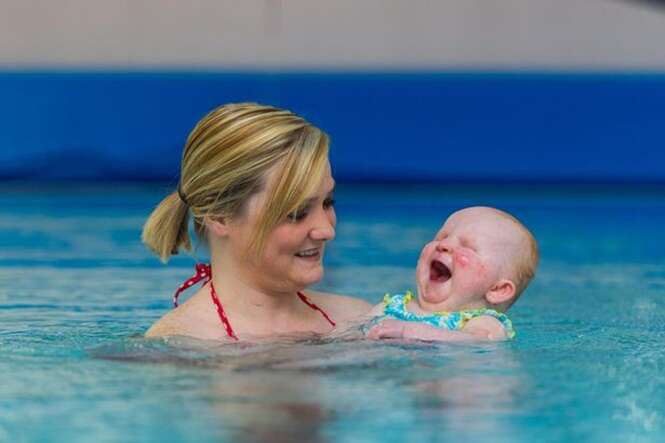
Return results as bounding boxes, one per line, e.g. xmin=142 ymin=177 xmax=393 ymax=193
xmin=416 ymin=242 xmax=436 ymax=266
xmin=455 ymin=251 xmax=487 ymax=276
xmin=422 ymin=241 xmax=437 ymax=256
xmin=416 ymin=243 xmax=435 ymax=278
xmin=454 ymin=250 xmax=472 ymax=267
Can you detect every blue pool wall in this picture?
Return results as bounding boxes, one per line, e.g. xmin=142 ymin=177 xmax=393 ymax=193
xmin=1 ymin=71 xmax=664 ymax=183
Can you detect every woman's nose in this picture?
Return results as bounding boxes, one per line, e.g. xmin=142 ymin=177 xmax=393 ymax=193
xmin=310 ymin=211 xmax=336 ymax=241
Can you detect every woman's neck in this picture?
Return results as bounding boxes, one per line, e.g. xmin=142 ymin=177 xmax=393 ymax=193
xmin=207 ymin=258 xmax=315 ymax=335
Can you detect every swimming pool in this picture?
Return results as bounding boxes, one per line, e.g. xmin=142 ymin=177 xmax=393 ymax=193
xmin=2 ymin=182 xmax=664 ymax=442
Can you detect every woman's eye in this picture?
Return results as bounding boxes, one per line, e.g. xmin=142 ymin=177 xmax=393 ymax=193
xmin=288 ymin=209 xmax=308 ymax=223
xmin=288 ymin=198 xmax=334 ymax=222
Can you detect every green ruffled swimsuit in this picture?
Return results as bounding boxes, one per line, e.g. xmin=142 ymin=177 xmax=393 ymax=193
xmin=379 ymin=291 xmax=516 ymax=339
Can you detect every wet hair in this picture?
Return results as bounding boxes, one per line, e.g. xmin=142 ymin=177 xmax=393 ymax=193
xmin=510 ymin=218 xmax=539 ymax=298
xmin=492 ymin=208 xmax=539 ymax=307
xmin=142 ymin=103 xmax=330 ymax=262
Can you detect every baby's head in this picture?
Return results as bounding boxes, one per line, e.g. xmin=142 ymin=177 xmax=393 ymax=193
xmin=415 ymin=206 xmax=538 ymax=313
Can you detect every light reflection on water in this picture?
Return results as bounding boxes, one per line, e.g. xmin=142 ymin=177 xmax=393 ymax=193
xmin=1 ymin=183 xmax=665 ymax=442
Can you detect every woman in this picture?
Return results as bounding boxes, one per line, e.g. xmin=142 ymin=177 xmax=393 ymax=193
xmin=142 ymin=103 xmax=372 ymax=340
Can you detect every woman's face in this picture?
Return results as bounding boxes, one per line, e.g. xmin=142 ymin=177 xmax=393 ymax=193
xmin=225 ymin=161 xmax=337 ymax=294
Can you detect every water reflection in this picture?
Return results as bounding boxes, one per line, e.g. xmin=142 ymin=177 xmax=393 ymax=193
xmin=207 ymin=339 xmax=526 ymax=442
xmin=91 ymin=333 xmax=530 ymax=441
xmin=213 ymin=371 xmax=331 ymax=443
xmin=401 ymin=344 xmax=526 ymax=441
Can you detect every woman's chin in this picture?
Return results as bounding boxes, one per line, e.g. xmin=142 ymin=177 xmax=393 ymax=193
xmin=292 ymin=267 xmax=324 ymax=289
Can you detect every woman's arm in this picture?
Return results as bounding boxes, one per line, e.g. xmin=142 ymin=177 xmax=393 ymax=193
xmin=306 ymin=291 xmax=375 ymax=339
xmin=308 ymin=291 xmax=373 ymax=322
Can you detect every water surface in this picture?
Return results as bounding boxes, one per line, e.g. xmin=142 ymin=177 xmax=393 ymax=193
xmin=1 ymin=182 xmax=664 ymax=442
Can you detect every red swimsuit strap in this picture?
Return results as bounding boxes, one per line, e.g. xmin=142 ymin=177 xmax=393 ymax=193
xmin=297 ymin=292 xmax=336 ymax=327
xmin=172 ymin=263 xmax=211 ymax=307
xmin=209 ymin=280 xmax=238 ymax=340
xmin=173 ymin=263 xmax=337 ymax=340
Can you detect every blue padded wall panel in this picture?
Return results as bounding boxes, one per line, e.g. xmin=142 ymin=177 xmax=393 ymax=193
xmin=1 ymin=72 xmax=664 ymax=182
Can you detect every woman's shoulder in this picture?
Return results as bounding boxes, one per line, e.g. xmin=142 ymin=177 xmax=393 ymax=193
xmin=144 ymin=311 xmax=184 ymax=338
xmin=305 ymin=290 xmax=373 ymax=322
xmin=144 ymin=291 xmax=227 ymax=340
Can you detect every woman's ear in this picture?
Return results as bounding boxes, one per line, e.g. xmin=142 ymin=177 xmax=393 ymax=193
xmin=205 ymin=215 xmax=230 ymax=237
xmin=485 ymin=279 xmax=516 ymax=306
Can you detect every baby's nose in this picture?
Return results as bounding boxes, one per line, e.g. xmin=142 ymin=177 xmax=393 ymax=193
xmin=435 ymin=240 xmax=452 ymax=252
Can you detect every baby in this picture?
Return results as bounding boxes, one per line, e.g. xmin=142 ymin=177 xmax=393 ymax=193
xmin=367 ymin=206 xmax=538 ymax=342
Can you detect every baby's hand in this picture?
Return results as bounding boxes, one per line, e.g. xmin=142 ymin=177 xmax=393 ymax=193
xmin=366 ymin=319 xmax=409 ymax=340
xmin=367 ymin=319 xmax=457 ymax=341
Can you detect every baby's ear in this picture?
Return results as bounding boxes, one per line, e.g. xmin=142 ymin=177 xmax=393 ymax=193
xmin=485 ymin=279 xmax=516 ymax=306
xmin=204 ymin=215 xmax=230 ymax=237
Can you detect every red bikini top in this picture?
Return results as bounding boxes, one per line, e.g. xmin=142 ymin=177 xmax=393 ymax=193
xmin=173 ymin=263 xmax=336 ymax=340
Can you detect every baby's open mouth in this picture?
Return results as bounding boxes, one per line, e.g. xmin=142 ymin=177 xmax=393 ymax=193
xmin=430 ymin=259 xmax=451 ymax=283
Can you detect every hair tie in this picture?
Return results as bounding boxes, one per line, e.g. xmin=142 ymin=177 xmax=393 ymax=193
xmin=177 ymin=183 xmax=189 ymax=206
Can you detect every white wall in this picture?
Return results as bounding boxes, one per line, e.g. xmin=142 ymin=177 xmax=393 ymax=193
xmin=2 ymin=0 xmax=665 ymax=70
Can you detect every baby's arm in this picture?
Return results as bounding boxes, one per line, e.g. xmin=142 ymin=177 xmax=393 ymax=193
xmin=367 ymin=315 xmax=508 ymax=342
xmin=460 ymin=316 xmax=508 ymax=341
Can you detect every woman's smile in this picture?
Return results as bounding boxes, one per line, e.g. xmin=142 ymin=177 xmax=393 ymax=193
xmin=295 ymin=246 xmax=323 ymax=261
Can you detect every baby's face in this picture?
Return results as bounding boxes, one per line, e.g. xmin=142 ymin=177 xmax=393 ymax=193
xmin=415 ymin=207 xmax=520 ymax=312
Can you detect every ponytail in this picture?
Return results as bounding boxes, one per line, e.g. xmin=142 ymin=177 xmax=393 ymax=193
xmin=141 ymin=191 xmax=192 ymax=263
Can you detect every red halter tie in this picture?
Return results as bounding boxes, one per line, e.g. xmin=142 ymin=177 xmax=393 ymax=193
xmin=172 ymin=263 xmax=211 ymax=307
xmin=173 ymin=263 xmax=336 ymax=340
xmin=172 ymin=263 xmax=237 ymax=340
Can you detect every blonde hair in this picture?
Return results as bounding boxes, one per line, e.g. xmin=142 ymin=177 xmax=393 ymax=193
xmin=142 ymin=103 xmax=330 ymax=262
xmin=512 ymin=221 xmax=539 ymax=298
xmin=495 ymin=209 xmax=539 ymax=304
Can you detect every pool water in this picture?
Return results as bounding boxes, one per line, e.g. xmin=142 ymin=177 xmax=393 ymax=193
xmin=2 ymin=182 xmax=665 ymax=443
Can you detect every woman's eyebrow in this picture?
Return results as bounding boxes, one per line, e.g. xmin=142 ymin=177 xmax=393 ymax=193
xmin=306 ymin=185 xmax=336 ymax=203
xmin=300 ymin=194 xmax=328 ymax=207
xmin=298 ymin=181 xmax=336 ymax=208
